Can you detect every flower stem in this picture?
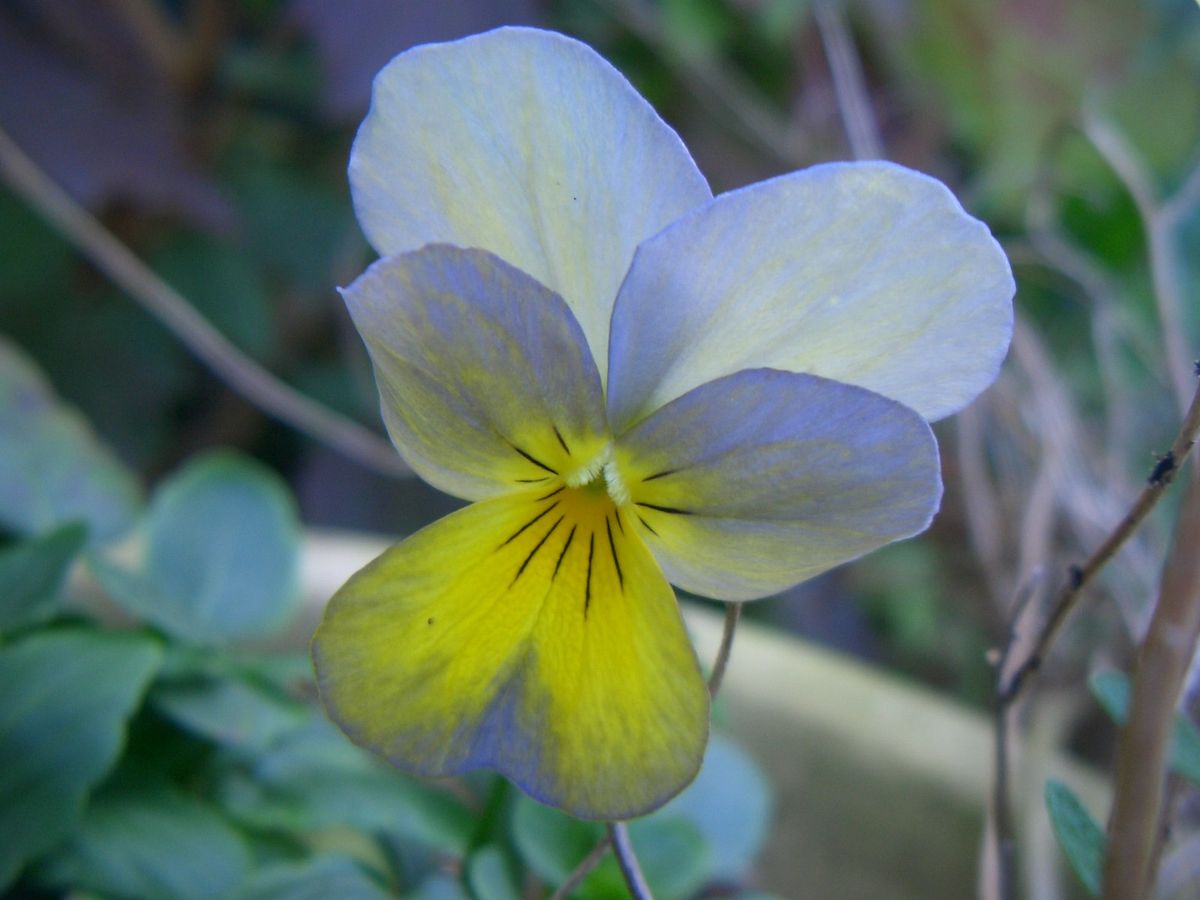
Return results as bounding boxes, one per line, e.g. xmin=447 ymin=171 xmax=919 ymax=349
xmin=608 ymin=821 xmax=654 ymax=900
xmin=707 ymin=602 xmax=743 ymax=697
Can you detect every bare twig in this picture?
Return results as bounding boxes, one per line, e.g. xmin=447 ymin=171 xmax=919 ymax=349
xmin=707 ymin=602 xmax=742 ymax=696
xmin=999 ymin=380 xmax=1200 ymax=703
xmin=0 ymin=125 xmax=410 ymax=479
xmin=609 ymin=822 xmax=654 ymax=900
xmin=1102 ymin=476 xmax=1200 ymax=899
xmin=990 ymin=572 xmax=1048 ymax=900
xmin=550 ymin=833 xmax=612 ymax=900
xmin=812 ymin=0 xmax=883 ymax=160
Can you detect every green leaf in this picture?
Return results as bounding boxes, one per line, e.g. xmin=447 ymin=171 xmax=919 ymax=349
xmin=232 ymin=855 xmax=390 ymax=900
xmin=0 ymin=628 xmax=162 ymax=889
xmin=1090 ymin=670 xmax=1200 ymax=787
xmin=36 ymin=774 xmax=251 ymax=900
xmin=511 ymin=797 xmax=709 ymax=900
xmin=0 ymin=522 xmax=87 ymax=631
xmin=151 ymin=235 xmax=276 ymax=360
xmin=226 ymin=161 xmax=357 ymax=291
xmin=406 ymin=875 xmax=469 ymax=900
xmin=466 ymin=845 xmax=522 ymax=900
xmin=152 ymin=675 xmax=309 ymax=752
xmin=108 ymin=451 xmax=300 ymax=642
xmin=0 ymin=190 xmax=72 ymax=297
xmin=1045 ymin=779 xmax=1105 ymax=897
xmin=626 ymin=817 xmax=710 ymax=900
xmin=217 ymin=720 xmax=475 ymax=854
xmin=511 ymin=796 xmax=603 ymax=886
xmin=651 ymin=733 xmax=771 ymax=880
xmin=0 ymin=336 xmax=141 ymax=543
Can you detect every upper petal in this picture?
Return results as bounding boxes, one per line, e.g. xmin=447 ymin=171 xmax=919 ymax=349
xmin=313 ymin=490 xmax=709 ymax=820
xmin=613 ymin=368 xmax=942 ymax=601
xmin=606 ymin=161 xmax=1014 ymax=433
xmin=350 ymin=26 xmax=712 ymax=378
xmin=343 ymin=245 xmax=608 ymax=500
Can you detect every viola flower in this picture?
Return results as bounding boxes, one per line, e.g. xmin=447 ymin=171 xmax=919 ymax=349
xmin=313 ymin=27 xmax=1013 ymax=821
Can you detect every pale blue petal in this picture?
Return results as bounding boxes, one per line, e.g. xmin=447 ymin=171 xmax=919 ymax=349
xmin=342 ymin=245 xmax=608 ymax=500
xmin=611 ymin=369 xmax=942 ymax=601
xmin=606 ymin=162 xmax=1014 ymax=433
xmin=350 ymin=27 xmax=712 ymax=379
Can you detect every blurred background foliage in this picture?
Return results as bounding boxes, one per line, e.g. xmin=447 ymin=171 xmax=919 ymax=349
xmin=1 ymin=0 xmax=1199 ymax=896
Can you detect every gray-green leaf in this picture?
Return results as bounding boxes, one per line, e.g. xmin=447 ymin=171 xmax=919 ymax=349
xmin=0 ymin=522 xmax=87 ymax=631
xmin=0 ymin=337 xmax=141 ymax=543
xmin=152 ymin=675 xmax=309 ymax=752
xmin=1045 ymin=779 xmax=1105 ymax=897
xmin=651 ymin=733 xmax=771 ymax=880
xmin=36 ymin=775 xmax=251 ymax=900
xmin=104 ymin=451 xmax=300 ymax=643
xmin=466 ymin=845 xmax=522 ymax=900
xmin=232 ymin=855 xmax=390 ymax=900
xmin=0 ymin=628 xmax=161 ymax=889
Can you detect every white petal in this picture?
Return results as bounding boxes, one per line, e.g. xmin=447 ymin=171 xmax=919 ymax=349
xmin=606 ymin=162 xmax=1014 ymax=432
xmin=350 ymin=27 xmax=711 ymax=379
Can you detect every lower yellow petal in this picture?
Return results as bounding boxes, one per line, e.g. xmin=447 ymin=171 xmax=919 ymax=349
xmin=312 ymin=488 xmax=708 ymax=820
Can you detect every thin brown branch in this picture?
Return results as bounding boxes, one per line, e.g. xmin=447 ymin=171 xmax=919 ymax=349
xmin=608 ymin=822 xmax=654 ymax=900
xmin=0 ymin=125 xmax=411 ymax=479
xmin=706 ymin=602 xmax=742 ymax=696
xmin=550 ymin=833 xmax=612 ymax=900
xmin=999 ymin=380 xmax=1200 ymax=703
xmin=812 ymin=0 xmax=883 ymax=161
xmin=1102 ymin=476 xmax=1200 ymax=899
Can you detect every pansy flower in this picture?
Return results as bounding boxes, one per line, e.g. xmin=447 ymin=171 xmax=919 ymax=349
xmin=313 ymin=27 xmax=1013 ymax=821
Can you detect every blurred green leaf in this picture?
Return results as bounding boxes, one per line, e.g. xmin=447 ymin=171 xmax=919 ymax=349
xmin=511 ymin=795 xmax=602 ymax=886
xmin=35 ymin=774 xmax=251 ymax=900
xmin=651 ymin=733 xmax=770 ymax=880
xmin=898 ymin=0 xmax=1146 ymax=215
xmin=218 ymin=45 xmax=322 ymax=111
xmin=108 ymin=451 xmax=300 ymax=643
xmin=1045 ymin=779 xmax=1104 ymax=897
xmin=0 ymin=628 xmax=161 ymax=889
xmin=466 ymin=845 xmax=521 ymax=900
xmin=232 ymin=854 xmax=390 ymax=900
xmin=0 ymin=191 xmax=72 ymax=298
xmin=626 ymin=818 xmax=709 ymax=899
xmin=512 ymin=797 xmax=709 ymax=899
xmin=226 ymin=161 xmax=358 ymax=291
xmin=1090 ymin=670 xmax=1200 ymax=787
xmin=0 ymin=522 xmax=86 ymax=632
xmin=406 ymin=875 xmax=469 ymax=900
xmin=218 ymin=720 xmax=475 ymax=854
xmin=661 ymin=0 xmax=733 ymax=57
xmin=151 ymin=235 xmax=277 ymax=360
xmin=152 ymin=675 xmax=309 ymax=752
xmin=0 ymin=336 xmax=142 ymax=543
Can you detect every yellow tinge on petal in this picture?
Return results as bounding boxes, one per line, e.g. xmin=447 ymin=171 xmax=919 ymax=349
xmin=313 ymin=481 xmax=709 ymax=820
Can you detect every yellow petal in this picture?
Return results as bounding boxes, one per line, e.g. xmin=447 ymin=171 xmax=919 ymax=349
xmin=313 ymin=488 xmax=709 ymax=820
